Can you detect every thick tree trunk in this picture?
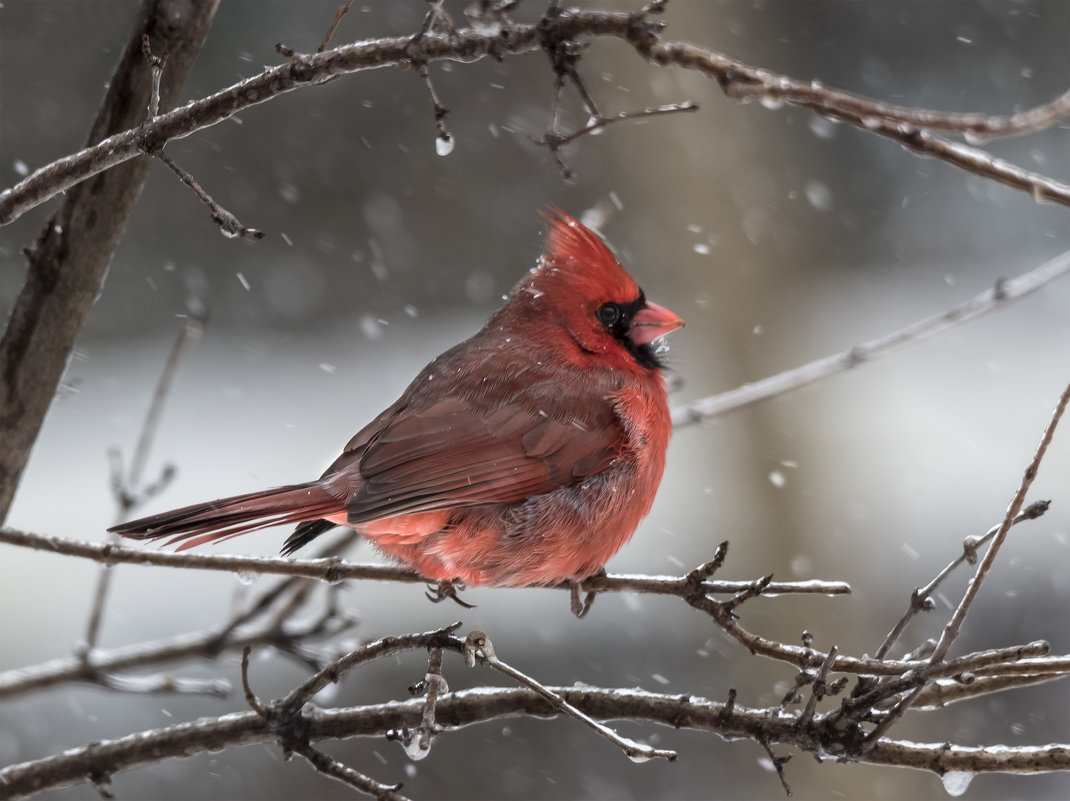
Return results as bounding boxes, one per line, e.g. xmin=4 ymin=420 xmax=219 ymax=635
xmin=0 ymin=0 xmax=219 ymax=522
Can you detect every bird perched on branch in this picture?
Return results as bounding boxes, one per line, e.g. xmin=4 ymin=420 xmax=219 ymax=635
xmin=112 ymin=209 xmax=683 ymax=609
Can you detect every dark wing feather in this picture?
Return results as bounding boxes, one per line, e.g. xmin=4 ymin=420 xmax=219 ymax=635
xmin=345 ymin=397 xmax=622 ymax=524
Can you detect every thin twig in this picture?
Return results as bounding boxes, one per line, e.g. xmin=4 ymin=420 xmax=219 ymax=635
xmin=797 ymin=645 xmax=838 ymax=730
xmin=553 ymin=101 xmax=698 ymax=147
xmin=930 ymin=383 xmax=1070 ymax=664
xmin=862 ymin=382 xmax=1070 ymax=750
xmin=89 ymin=671 xmax=228 ymax=698
xmin=152 ymin=150 xmax=264 ymax=239
xmin=759 ymin=737 xmax=793 ymax=797
xmin=240 ymin=645 xmax=268 ymax=717
xmin=292 ymin=743 xmax=410 ymax=801
xmin=464 ymin=630 xmax=677 ymax=762
xmin=410 ymin=1 xmax=454 ymax=154
xmin=909 ymin=671 xmax=1068 ymax=710
xmin=672 ymin=250 xmax=1070 ymax=427
xmin=140 ymin=34 xmax=164 ymax=118
xmin=318 ymin=0 xmax=354 ymax=53
xmin=84 ymin=313 xmax=205 ymax=655
xmin=277 ymin=624 xmax=462 ymax=721
xmin=0 ymin=604 xmax=356 ymax=699
xmin=415 ymin=648 xmax=446 ymax=755
xmin=873 ymin=499 xmax=1051 ymax=659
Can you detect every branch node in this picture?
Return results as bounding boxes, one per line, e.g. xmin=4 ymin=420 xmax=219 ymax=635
xmin=88 ymin=770 xmax=116 ymax=800
xmin=464 ymin=629 xmax=497 ymax=667
xmin=684 ymin=541 xmax=729 ymax=596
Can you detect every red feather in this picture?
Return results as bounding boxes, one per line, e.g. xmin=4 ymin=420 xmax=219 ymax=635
xmin=111 ymin=210 xmax=684 ymax=587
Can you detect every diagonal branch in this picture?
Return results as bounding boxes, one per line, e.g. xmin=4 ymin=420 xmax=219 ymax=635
xmin=671 ymin=249 xmax=1070 ymax=427
xmin=861 ymin=382 xmax=1070 ymax=749
xmin=0 ymin=0 xmax=219 ymax=525
xmin=4 ymin=8 xmax=1069 ymax=227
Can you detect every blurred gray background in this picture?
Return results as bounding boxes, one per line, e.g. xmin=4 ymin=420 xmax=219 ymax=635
xmin=1 ymin=1 xmax=1068 ymax=799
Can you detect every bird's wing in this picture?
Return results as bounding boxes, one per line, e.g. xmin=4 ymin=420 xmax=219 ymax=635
xmin=343 ymin=396 xmax=623 ymax=524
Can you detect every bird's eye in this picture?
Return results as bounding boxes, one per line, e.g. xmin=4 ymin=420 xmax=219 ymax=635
xmin=597 ymin=303 xmax=622 ymax=326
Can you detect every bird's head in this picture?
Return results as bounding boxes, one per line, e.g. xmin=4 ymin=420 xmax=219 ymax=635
xmin=508 ymin=208 xmax=684 ymax=372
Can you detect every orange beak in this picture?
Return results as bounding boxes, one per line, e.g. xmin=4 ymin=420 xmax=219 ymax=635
xmin=630 ymin=300 xmax=685 ymax=345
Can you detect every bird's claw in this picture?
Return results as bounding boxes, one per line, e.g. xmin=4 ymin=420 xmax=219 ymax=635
xmin=569 ymin=575 xmax=600 ymax=618
xmin=425 ymin=579 xmax=476 ymax=609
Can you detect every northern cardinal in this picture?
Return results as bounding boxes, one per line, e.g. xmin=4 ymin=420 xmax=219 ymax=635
xmin=111 ymin=209 xmax=683 ymax=595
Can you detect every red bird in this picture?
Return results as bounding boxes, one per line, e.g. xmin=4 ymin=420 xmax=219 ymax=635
xmin=112 ymin=209 xmax=683 ymax=600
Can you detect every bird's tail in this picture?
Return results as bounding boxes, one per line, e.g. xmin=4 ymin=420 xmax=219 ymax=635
xmin=109 ymin=482 xmax=344 ymax=551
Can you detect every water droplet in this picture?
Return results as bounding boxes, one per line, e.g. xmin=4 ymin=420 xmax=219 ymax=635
xmin=759 ymin=95 xmax=785 ymax=110
xmin=768 ymin=470 xmax=786 ymax=488
xmin=693 ymin=243 xmax=710 ymax=255
xmin=13 ymin=159 xmax=28 ymax=177
xmin=235 ymin=572 xmax=258 ymax=586
xmin=940 ymin=771 xmax=974 ymax=797
xmin=403 ymin=735 xmax=431 ymax=761
xmin=627 ymin=751 xmax=654 ymax=764
xmin=435 ymin=133 xmax=455 ymax=156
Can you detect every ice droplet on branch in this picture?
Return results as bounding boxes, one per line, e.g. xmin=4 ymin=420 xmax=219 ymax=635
xmin=435 ymin=133 xmax=455 ymax=156
xmin=940 ymin=771 xmax=975 ymax=797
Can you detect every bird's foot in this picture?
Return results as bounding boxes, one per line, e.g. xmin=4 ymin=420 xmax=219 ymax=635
xmin=425 ymin=579 xmax=476 ymax=609
xmin=569 ymin=571 xmax=603 ymax=618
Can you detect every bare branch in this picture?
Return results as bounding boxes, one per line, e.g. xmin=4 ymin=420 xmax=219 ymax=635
xmin=0 ymin=602 xmax=355 ymax=700
xmin=291 ymin=743 xmax=409 ymax=801
xmin=3 ymin=684 xmax=1067 ymax=799
xmin=929 ymin=384 xmax=1069 ymax=664
xmin=862 ymin=382 xmax=1070 ymax=749
xmin=153 ymin=150 xmax=264 ymax=239
xmin=318 ymin=0 xmax=355 ymax=54
xmin=553 ymin=101 xmax=698 ymax=147
xmin=276 ymin=624 xmax=463 ymax=721
xmin=5 ymin=8 xmax=1070 ymax=226
xmin=464 ymin=630 xmax=677 ymax=763
xmin=672 ymin=249 xmax=1070 ymax=427
xmin=874 ymin=499 xmax=1051 ymax=660
xmin=0 ymin=0 xmax=218 ymax=526
xmin=240 ymin=646 xmax=268 ymax=718
xmin=85 ymin=311 xmax=206 ymax=655
xmin=0 ymin=526 xmax=851 ymax=599
xmin=140 ymin=34 xmax=164 ymax=119
xmin=910 ymin=672 xmax=1070 ymax=710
